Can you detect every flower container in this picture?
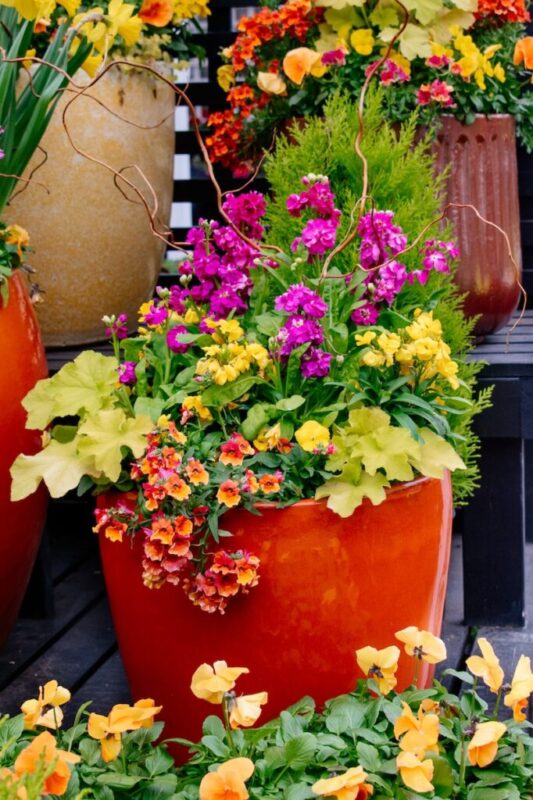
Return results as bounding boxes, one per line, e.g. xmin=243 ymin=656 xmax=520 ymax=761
xmin=99 ymin=474 xmax=453 ymax=746
xmin=8 ymin=68 xmax=175 ymax=346
xmin=0 ymin=274 xmax=48 ymax=647
xmin=433 ymin=114 xmax=522 ymax=337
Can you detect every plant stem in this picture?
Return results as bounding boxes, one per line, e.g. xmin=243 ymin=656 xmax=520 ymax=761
xmin=492 ymin=687 xmax=502 ymax=720
xmin=459 ymin=733 xmax=467 ymax=789
xmin=222 ymin=695 xmax=238 ymax=755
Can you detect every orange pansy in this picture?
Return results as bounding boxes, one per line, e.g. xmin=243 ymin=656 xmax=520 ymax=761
xmin=356 ymin=645 xmax=400 ymax=694
xmin=199 ymin=758 xmax=254 ymax=800
xmin=312 ymin=766 xmax=374 ymax=800
xmin=514 ymin=36 xmax=533 ymax=70
xmin=229 ymin=692 xmax=268 ymax=729
xmin=467 ymin=721 xmax=506 ymax=767
xmin=138 ymin=0 xmax=173 ymax=26
xmin=191 ymin=661 xmax=249 ymax=704
xmin=396 ymin=752 xmax=434 ymax=793
xmin=395 ymin=626 xmax=447 ymax=664
xmin=283 ymin=47 xmax=323 ymax=85
xmin=14 ymin=731 xmax=80 ymax=796
xmin=466 ymin=637 xmax=504 ymax=693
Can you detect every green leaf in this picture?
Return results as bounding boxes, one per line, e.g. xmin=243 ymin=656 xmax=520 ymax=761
xmin=325 ymin=696 xmax=366 ymax=734
xmin=315 ymin=472 xmax=388 ymax=517
xmin=10 ymin=438 xmax=97 ymax=500
xmin=96 ymin=774 xmax=142 ymax=789
xmin=201 ymin=735 xmax=230 ymax=758
xmin=411 ymin=427 xmax=466 ymax=478
xmin=284 ymin=784 xmax=315 ymax=800
xmin=51 ymin=424 xmax=78 ymax=443
xmin=356 ymin=742 xmax=382 ymax=772
xmin=77 ymin=410 xmax=152 ymax=482
xmin=255 ymin=312 xmax=282 ymax=336
xmin=354 ymin=427 xmax=419 ymax=481
xmin=134 ymin=396 xmax=165 ymax=422
xmin=275 ymin=395 xmax=306 ymax=412
xmin=241 ymin=403 xmax=272 ymax=441
xmin=201 ymin=376 xmax=260 ymax=407
xmin=431 ymin=755 xmax=454 ymax=797
xmin=282 ymin=733 xmax=317 ymax=769
xmin=202 ymin=715 xmax=226 ymax=739
xmin=145 ymin=749 xmax=175 ymax=776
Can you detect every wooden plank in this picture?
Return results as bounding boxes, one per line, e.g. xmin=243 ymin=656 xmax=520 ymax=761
xmin=436 ymin=536 xmax=471 ymax=687
xmin=0 ymin=599 xmax=116 ymax=717
xmin=72 ymin=650 xmax=130 ymax=714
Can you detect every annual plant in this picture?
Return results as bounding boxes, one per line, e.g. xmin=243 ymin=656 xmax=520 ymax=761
xmin=207 ymin=0 xmax=533 ymax=173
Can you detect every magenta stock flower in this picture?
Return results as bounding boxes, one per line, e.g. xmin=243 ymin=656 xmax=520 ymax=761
xmin=298 ymin=218 xmax=338 ymax=256
xmin=105 ymin=313 xmax=128 ymax=340
xmin=321 ymin=48 xmax=347 ymax=66
xmin=300 ymin=347 xmax=332 ymax=378
xmin=278 ymin=315 xmax=325 ymax=356
xmin=352 ymin=302 xmax=380 ymax=325
xmin=275 ymin=284 xmax=328 ymax=318
xmin=118 ymin=361 xmax=137 ymax=385
xmin=167 ymin=325 xmax=190 ymax=354
xmin=143 ymin=303 xmax=169 ymax=326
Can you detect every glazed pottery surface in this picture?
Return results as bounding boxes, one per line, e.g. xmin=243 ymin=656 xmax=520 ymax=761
xmin=434 ymin=115 xmax=522 ymax=336
xmin=100 ymin=474 xmax=453 ymax=747
xmin=8 ymin=68 xmax=175 ymax=346
xmin=0 ymin=274 xmax=48 ymax=647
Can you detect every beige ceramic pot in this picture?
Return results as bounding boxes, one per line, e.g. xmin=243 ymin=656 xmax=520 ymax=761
xmin=8 ymin=68 xmax=175 ymax=345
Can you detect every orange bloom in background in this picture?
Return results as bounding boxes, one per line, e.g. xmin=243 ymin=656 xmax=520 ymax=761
xmin=88 ymin=699 xmax=161 ymax=762
xmin=199 ymin=757 xmax=254 ymax=800
xmin=355 ymin=645 xmax=400 ymax=694
xmin=14 ymin=731 xmax=80 ymax=796
xmin=217 ymin=479 xmax=241 ymax=507
xmin=467 ymin=721 xmax=506 ymax=767
xmin=312 ymin=766 xmax=374 ymax=800
xmin=151 ymin=515 xmax=176 ymax=545
xmin=396 ymin=752 xmax=434 ymax=793
xmin=138 ymin=0 xmax=172 ymax=25
xmin=283 ymin=47 xmax=325 ymax=85
xmin=395 ymin=626 xmax=447 ymax=664
xmin=21 ymin=680 xmax=71 ymax=730
xmin=186 ymin=459 xmax=209 ymax=485
xmin=503 ymin=655 xmax=533 ymax=721
xmin=229 ymin=692 xmax=268 ymax=729
xmin=5 ymin=224 xmax=30 ymax=258
xmin=220 ymin=434 xmax=255 ymax=466
xmin=191 ymin=661 xmax=249 ymax=704
xmin=257 ymin=71 xmax=287 ymax=95
xmin=466 ymin=638 xmax=504 ymax=693
xmin=258 ymin=474 xmax=281 ymax=494
xmin=514 ymin=36 xmax=533 ymax=73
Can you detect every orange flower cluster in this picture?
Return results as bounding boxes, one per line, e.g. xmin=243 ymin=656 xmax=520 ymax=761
xmin=185 ymin=549 xmax=260 ymax=614
xmin=475 ymin=0 xmax=530 ymax=23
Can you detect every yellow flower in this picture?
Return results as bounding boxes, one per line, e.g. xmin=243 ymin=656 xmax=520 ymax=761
xmin=466 ymin=638 xmax=504 ymax=693
xmin=184 ymin=308 xmax=199 ymax=324
xmin=254 ymin=423 xmax=281 ymax=452
xmin=191 ymin=661 xmax=249 ymax=704
xmin=21 ymin=680 xmax=71 ymax=730
xmin=361 ymin=349 xmax=385 ymax=367
xmin=355 ymin=331 xmax=376 ymax=346
xmin=350 ymin=28 xmax=375 ymax=56
xmin=467 ymin=721 xmax=506 ymax=767
xmin=395 ymin=626 xmax=447 ymax=664
xmin=82 ymin=52 xmax=104 ymax=77
xmin=295 ymin=420 xmax=330 ymax=452
xmin=405 ymin=309 xmax=442 ymax=340
xmin=88 ymin=699 xmax=161 ymax=762
xmin=493 ymin=62 xmax=505 ymax=82
xmin=5 ymin=224 xmax=30 ymax=258
xmin=283 ymin=47 xmax=325 ymax=85
xmin=396 ymin=752 xmax=434 ymax=793
xmin=174 ymin=0 xmax=210 ymax=21
xmin=503 ymin=655 xmax=533 ymax=721
xmin=394 ymin=701 xmax=440 ymax=760
xmin=1 ymin=0 xmax=53 ymax=20
xmin=210 ymin=318 xmax=244 ymax=343
xmin=245 ymin=342 xmax=270 ymax=370
xmin=257 ymin=72 xmax=287 ymax=95
xmin=217 ymin=64 xmax=235 ymax=91
xmin=182 ymin=395 xmax=213 ymax=421
xmin=229 ymin=692 xmax=268 ymax=729
xmin=106 ymin=0 xmax=142 ymax=47
xmin=411 ymin=337 xmax=439 ymax=361
xmin=199 ymin=758 xmax=254 ymax=800
xmin=356 ymin=645 xmax=400 ymax=694
xmin=312 ymin=766 xmax=374 ymax=800
xmin=13 ymin=731 xmax=80 ymax=796
xmin=377 ymin=332 xmax=401 ymax=365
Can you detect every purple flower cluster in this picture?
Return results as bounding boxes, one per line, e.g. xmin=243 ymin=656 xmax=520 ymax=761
xmin=275 ymin=284 xmax=332 ymax=379
xmin=170 ymin=192 xmax=266 ymax=319
xmin=287 ymin=176 xmax=341 ymax=257
xmin=352 ymin=210 xmax=457 ymax=325
xmin=166 ymin=324 xmax=190 ymax=354
xmin=118 ymin=361 xmax=136 ymax=385
xmin=104 ymin=313 xmax=128 ymax=340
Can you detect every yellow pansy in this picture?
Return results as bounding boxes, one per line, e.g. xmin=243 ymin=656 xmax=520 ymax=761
xmin=356 ymin=645 xmax=400 ymax=694
xmin=191 ymin=661 xmax=249 ymax=704
xmin=503 ymin=655 xmax=533 ymax=721
xmin=257 ymin=71 xmax=288 ymax=95
xmin=295 ymin=420 xmax=330 ymax=452
xmin=254 ymin=423 xmax=281 ymax=452
xmin=396 ymin=752 xmax=434 ymax=793
xmin=88 ymin=699 xmax=161 ymax=762
xmin=312 ymin=765 xmax=374 ymax=800
xmin=466 ymin=638 xmax=504 ymax=693
xmin=395 ymin=626 xmax=447 ymax=664
xmin=467 ymin=721 xmax=506 ymax=767
xmin=217 ymin=64 xmax=235 ymax=91
xmin=229 ymin=692 xmax=268 ymax=729
xmin=283 ymin=47 xmax=326 ymax=85
xmin=21 ymin=680 xmax=71 ymax=730
xmin=350 ymin=28 xmax=375 ymax=56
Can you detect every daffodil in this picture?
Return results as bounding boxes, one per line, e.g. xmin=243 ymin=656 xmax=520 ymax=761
xmin=503 ymin=655 xmax=533 ymax=721
xmin=229 ymin=692 xmax=268 ymax=729
xmin=295 ymin=420 xmax=330 ymax=452
xmin=467 ymin=721 xmax=506 ymax=767
xmin=466 ymin=638 xmax=504 ymax=693
xmin=191 ymin=661 xmax=249 ymax=704
xmin=356 ymin=645 xmax=400 ymax=694
xmin=395 ymin=626 xmax=447 ymax=664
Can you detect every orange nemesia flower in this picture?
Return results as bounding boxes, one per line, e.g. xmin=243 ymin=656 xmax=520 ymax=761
xmin=229 ymin=692 xmax=269 ymax=729
xmin=199 ymin=758 xmax=254 ymax=800
xmin=395 ymin=626 xmax=447 ymax=664
xmin=355 ymin=645 xmax=400 ymax=694
xmin=258 ymin=474 xmax=281 ymax=494
xmin=466 ymin=638 xmax=504 ymax=693
xmin=396 ymin=751 xmax=434 ymax=793
xmin=14 ymin=731 xmax=80 ymax=796
xmin=312 ymin=766 xmax=374 ymax=800
xmin=138 ymin=0 xmax=173 ymax=26
xmin=217 ymin=479 xmax=241 ymax=507
xmin=467 ymin=721 xmax=506 ymax=767
xmin=186 ymin=459 xmax=209 ymax=485
xmin=191 ymin=661 xmax=249 ymax=704
xmin=165 ymin=474 xmax=192 ymax=501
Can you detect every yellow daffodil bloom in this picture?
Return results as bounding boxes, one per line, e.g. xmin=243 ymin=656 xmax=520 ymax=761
xmin=1 ymin=0 xmax=54 ymax=21
xmin=396 ymin=751 xmax=434 ymax=793
xmin=229 ymin=692 xmax=268 ymax=729
xmin=395 ymin=626 xmax=447 ymax=664
xmin=257 ymin=71 xmax=288 ymax=95
xmin=356 ymin=645 xmax=400 ymax=694
xmin=467 ymin=721 xmax=506 ymax=767
xmin=21 ymin=680 xmax=71 ymax=730
xmin=465 ymin=638 xmax=504 ymax=693
xmin=199 ymin=758 xmax=254 ymax=800
xmin=106 ymin=0 xmax=142 ymax=47
xmin=174 ymin=0 xmax=210 ymax=22
xmin=350 ymin=28 xmax=375 ymax=56
xmin=88 ymin=699 xmax=161 ymax=762
xmin=295 ymin=420 xmax=330 ymax=452
xmin=503 ymin=655 xmax=533 ymax=721
xmin=191 ymin=661 xmax=249 ymax=704
xmin=312 ymin=765 xmax=374 ymax=800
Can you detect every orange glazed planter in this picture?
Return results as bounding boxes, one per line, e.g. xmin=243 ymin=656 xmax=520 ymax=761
xmin=99 ymin=474 xmax=453 ymax=746
xmin=0 ymin=274 xmax=48 ymax=647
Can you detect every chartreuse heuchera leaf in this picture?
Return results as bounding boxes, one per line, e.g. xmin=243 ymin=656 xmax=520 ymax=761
xmin=10 ymin=439 xmax=97 ymax=501
xmin=22 ymin=351 xmax=119 ymax=429
xmin=315 ymin=408 xmax=465 ymax=517
xmin=77 ymin=409 xmax=153 ymax=482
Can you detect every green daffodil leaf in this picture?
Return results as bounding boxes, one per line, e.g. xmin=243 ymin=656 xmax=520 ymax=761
xmin=77 ymin=409 xmax=152 ymax=482
xmin=411 ymin=427 xmax=466 ymax=477
xmin=22 ymin=350 xmax=119 ymax=429
xmin=316 ymin=472 xmax=388 ymax=517
xmin=10 ymin=438 xmax=97 ymax=500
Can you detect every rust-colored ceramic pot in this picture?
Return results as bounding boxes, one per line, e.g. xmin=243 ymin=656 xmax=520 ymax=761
xmin=0 ymin=274 xmax=48 ymax=647
xmin=433 ymin=115 xmax=522 ymax=336
xmin=99 ymin=474 xmax=453 ymax=747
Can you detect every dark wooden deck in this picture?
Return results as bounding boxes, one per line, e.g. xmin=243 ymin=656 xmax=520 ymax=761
xmin=0 ymin=509 xmax=531 ymax=722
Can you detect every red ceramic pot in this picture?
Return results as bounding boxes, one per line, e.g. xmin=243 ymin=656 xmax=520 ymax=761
xmin=433 ymin=115 xmax=522 ymax=337
xmin=100 ymin=474 xmax=453 ymax=747
xmin=0 ymin=273 xmax=48 ymax=647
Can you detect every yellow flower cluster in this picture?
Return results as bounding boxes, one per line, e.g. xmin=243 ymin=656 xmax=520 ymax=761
xmin=196 ymin=319 xmax=270 ymax=386
xmin=355 ymin=310 xmax=460 ymax=390
xmin=452 ymin=27 xmax=505 ymax=89
xmin=174 ymin=0 xmax=209 ymax=21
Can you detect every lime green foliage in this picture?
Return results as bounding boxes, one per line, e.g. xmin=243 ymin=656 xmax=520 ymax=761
xmin=316 ymin=408 xmax=464 ymax=516
xmin=10 ymin=351 xmax=152 ymax=499
xmin=264 ymin=92 xmax=490 ymax=504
